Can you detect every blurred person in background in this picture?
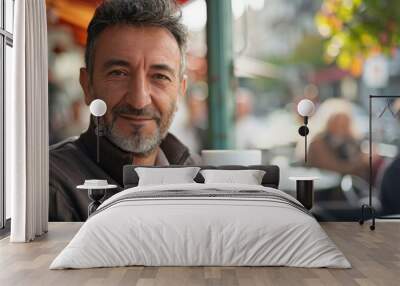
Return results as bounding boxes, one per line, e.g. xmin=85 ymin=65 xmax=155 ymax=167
xmin=380 ymin=156 xmax=400 ymax=215
xmin=48 ymin=28 xmax=90 ymax=142
xmin=48 ymin=71 xmax=69 ymax=144
xmin=235 ymin=88 xmax=265 ymax=149
xmin=379 ymin=98 xmax=400 ymax=215
xmin=169 ymin=83 xmax=208 ymax=153
xmin=60 ymin=98 xmax=91 ymax=138
xmin=306 ymin=98 xmax=382 ymax=181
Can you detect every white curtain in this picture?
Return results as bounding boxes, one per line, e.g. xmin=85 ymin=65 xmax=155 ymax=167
xmin=7 ymin=0 xmax=49 ymax=242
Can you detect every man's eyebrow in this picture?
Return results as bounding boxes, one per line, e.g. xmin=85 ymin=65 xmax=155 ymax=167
xmin=151 ymin=64 xmax=176 ymax=78
xmin=103 ymin=59 xmax=130 ymax=69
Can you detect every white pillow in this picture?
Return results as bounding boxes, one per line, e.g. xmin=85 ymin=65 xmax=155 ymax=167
xmin=200 ymin=169 xmax=266 ymax=185
xmin=136 ymin=167 xmax=201 ymax=186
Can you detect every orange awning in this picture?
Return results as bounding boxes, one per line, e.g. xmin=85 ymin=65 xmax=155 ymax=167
xmin=46 ymin=0 xmax=192 ymax=46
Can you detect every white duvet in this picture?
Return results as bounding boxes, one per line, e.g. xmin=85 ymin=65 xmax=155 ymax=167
xmin=50 ymin=183 xmax=351 ymax=269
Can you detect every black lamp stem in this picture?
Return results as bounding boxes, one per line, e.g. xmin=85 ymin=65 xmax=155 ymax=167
xmin=305 ymin=116 xmax=308 ymax=163
xmin=305 ymin=129 xmax=307 ymax=163
xmin=96 ymin=116 xmax=100 ymax=164
xmin=369 ymin=96 xmax=372 ymax=206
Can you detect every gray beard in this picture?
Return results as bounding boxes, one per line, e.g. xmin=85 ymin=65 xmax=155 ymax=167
xmin=106 ymin=123 xmax=163 ymax=155
xmin=103 ymin=105 xmax=176 ymax=155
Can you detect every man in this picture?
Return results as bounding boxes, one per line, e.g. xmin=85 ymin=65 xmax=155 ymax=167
xmin=49 ymin=0 xmax=200 ymax=222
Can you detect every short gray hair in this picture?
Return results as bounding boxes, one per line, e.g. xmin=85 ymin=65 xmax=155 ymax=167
xmin=85 ymin=0 xmax=187 ymax=79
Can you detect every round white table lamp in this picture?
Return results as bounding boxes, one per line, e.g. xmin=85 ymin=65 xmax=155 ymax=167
xmin=297 ymin=99 xmax=315 ymax=117
xmin=297 ymin=99 xmax=315 ymax=163
xmin=90 ymin=99 xmax=107 ymax=117
xmin=90 ymin=99 xmax=107 ymax=163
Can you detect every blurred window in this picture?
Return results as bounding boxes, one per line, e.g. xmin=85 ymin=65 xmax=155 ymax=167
xmin=1 ymin=0 xmax=14 ymax=229
xmin=5 ymin=0 xmax=13 ymax=33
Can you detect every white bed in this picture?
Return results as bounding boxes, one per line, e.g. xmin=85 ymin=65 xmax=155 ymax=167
xmin=50 ymin=183 xmax=351 ymax=269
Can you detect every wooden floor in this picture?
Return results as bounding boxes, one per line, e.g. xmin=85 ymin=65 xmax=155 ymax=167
xmin=0 ymin=222 xmax=399 ymax=286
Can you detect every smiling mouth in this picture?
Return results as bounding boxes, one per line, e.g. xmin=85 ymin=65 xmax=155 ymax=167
xmin=118 ymin=114 xmax=154 ymax=123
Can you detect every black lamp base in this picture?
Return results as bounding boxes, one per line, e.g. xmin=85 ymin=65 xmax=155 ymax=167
xmin=87 ymin=189 xmax=106 ymax=217
xmin=359 ymin=204 xmax=376 ymax=230
xmin=296 ymin=180 xmax=314 ymax=210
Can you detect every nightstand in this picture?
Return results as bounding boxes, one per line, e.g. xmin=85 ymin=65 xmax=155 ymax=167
xmin=77 ymin=182 xmax=118 ymax=216
xmin=289 ymin=176 xmax=318 ymax=210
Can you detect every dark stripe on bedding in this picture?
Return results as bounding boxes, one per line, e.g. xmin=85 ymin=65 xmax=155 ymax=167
xmin=90 ymin=189 xmax=312 ymax=218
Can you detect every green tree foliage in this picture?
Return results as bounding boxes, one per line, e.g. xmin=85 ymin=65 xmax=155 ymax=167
xmin=315 ymin=0 xmax=400 ymax=76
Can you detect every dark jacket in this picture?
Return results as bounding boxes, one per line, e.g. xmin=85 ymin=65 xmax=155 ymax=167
xmin=49 ymin=123 xmax=200 ymax=222
xmin=308 ymin=133 xmax=369 ymax=180
xmin=380 ymin=156 xmax=400 ymax=215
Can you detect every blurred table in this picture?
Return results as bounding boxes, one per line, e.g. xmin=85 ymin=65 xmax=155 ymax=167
xmin=280 ymin=166 xmax=341 ymax=193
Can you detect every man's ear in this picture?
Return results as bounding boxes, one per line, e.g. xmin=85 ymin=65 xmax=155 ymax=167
xmin=80 ymin=67 xmax=94 ymax=105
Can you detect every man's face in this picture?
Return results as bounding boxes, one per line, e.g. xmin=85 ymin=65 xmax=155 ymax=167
xmin=80 ymin=25 xmax=186 ymax=155
xmin=328 ymin=113 xmax=352 ymax=139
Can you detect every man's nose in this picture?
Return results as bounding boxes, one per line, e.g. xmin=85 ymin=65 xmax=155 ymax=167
xmin=126 ymin=71 xmax=151 ymax=109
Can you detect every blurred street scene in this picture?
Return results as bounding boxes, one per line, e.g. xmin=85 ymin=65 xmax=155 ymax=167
xmin=46 ymin=0 xmax=400 ymax=220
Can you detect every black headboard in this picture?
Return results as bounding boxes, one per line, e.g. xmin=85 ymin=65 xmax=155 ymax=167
xmin=123 ymin=165 xmax=280 ymax=189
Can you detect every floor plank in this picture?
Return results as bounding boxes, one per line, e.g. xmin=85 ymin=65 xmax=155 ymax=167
xmin=0 ymin=221 xmax=398 ymax=286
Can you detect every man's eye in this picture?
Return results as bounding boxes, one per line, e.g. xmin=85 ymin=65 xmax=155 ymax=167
xmin=109 ymin=70 xmax=127 ymax=77
xmin=153 ymin=74 xmax=171 ymax=81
